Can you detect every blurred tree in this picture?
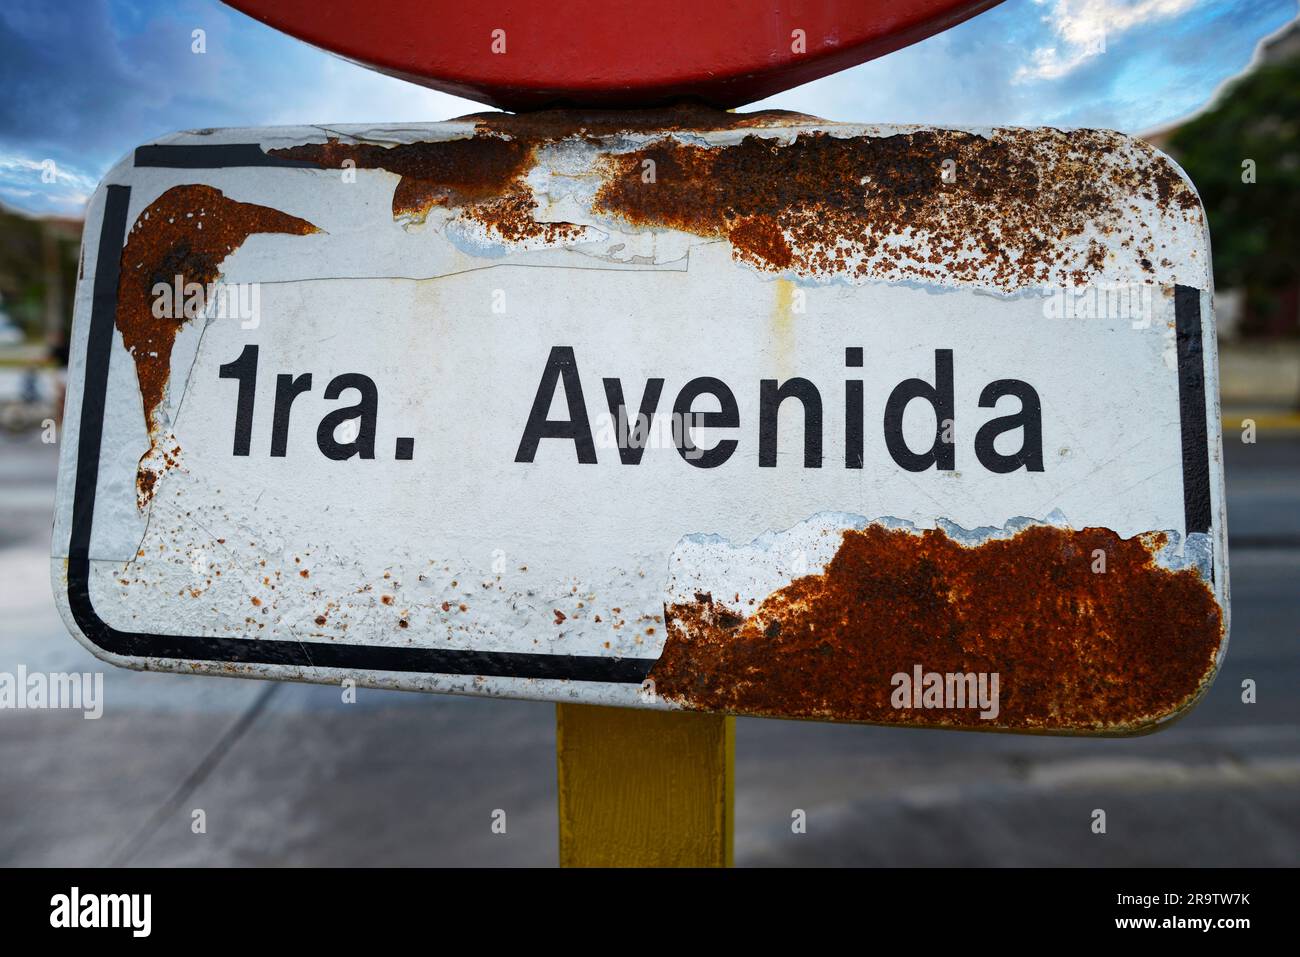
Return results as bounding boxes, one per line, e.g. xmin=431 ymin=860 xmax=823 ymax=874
xmin=1170 ymin=49 xmax=1300 ymax=336
xmin=0 ymin=203 xmax=80 ymax=348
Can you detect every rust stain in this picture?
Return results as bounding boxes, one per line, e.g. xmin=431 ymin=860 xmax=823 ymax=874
xmin=592 ymin=128 xmax=1201 ymax=289
xmin=116 ymin=184 xmax=318 ymax=505
xmin=266 ymin=106 xmax=821 ymax=245
xmin=273 ymin=136 xmax=529 ymax=214
xmin=267 ymin=111 xmax=1197 ymax=287
xmin=650 ymin=524 xmax=1222 ymax=733
xmin=132 ymin=438 xmax=179 ymax=508
xmin=270 ymin=135 xmax=583 ymax=243
xmin=730 ymin=216 xmax=794 ymax=270
xmin=454 ymin=103 xmax=823 ymax=139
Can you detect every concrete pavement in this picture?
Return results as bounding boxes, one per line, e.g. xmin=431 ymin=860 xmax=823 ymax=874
xmin=1 ymin=430 xmax=1296 ymax=866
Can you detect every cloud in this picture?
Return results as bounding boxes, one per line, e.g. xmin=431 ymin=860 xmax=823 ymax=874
xmin=1016 ymin=0 xmax=1198 ymax=81
xmin=0 ymin=0 xmax=482 ymax=215
xmin=0 ymin=155 xmax=97 ymax=191
xmin=258 ymin=56 xmax=480 ymax=129
xmin=0 ymin=153 xmax=97 ymax=216
xmin=0 ymin=0 xmax=479 ymax=184
xmin=755 ymin=0 xmax=1295 ymax=132
xmin=0 ymin=0 xmax=1295 ymax=218
xmin=751 ymin=8 xmax=1034 ymax=125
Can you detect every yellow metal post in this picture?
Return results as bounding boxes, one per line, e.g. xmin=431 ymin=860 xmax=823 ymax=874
xmin=556 ymin=703 xmax=734 ymax=867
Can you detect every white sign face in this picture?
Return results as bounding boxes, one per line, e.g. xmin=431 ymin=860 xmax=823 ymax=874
xmin=52 ymin=114 xmax=1227 ymax=734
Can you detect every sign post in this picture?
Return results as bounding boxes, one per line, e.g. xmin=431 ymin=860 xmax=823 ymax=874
xmin=52 ymin=2 xmax=1229 ymax=866
xmin=557 ymin=705 xmax=733 ymax=867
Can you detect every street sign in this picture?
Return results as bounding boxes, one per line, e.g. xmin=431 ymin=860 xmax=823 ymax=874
xmin=53 ymin=110 xmax=1228 ymax=734
xmin=223 ymin=0 xmax=1003 ymax=109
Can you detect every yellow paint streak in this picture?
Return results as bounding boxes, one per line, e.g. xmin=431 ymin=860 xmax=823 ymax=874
xmin=556 ymin=704 xmax=733 ymax=867
xmin=771 ymin=278 xmax=797 ymax=378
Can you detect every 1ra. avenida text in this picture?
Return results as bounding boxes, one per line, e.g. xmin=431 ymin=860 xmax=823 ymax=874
xmin=212 ymin=343 xmax=1044 ymax=471
xmin=216 ymin=345 xmax=416 ymax=462
xmin=514 ymin=346 xmax=1044 ymax=472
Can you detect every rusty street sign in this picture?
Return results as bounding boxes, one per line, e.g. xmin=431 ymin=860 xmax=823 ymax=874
xmin=52 ymin=110 xmax=1228 ymax=734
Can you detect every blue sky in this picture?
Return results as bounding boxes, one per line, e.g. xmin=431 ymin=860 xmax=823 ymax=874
xmin=0 ymin=0 xmax=1295 ymax=216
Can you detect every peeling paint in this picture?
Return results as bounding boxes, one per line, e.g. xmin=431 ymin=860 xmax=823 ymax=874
xmin=115 ymin=184 xmax=318 ymax=505
xmin=265 ymin=109 xmax=1204 ymax=292
xmin=652 ymin=519 xmax=1222 ymax=733
xmin=594 ymin=128 xmax=1202 ymax=290
xmin=454 ymin=104 xmax=824 ymax=138
xmin=269 ymin=135 xmax=585 ymax=243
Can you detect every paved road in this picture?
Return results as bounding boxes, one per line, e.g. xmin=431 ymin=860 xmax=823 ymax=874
xmin=1 ymin=431 xmax=1296 ymax=866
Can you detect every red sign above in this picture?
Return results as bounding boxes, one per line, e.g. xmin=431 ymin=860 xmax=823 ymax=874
xmin=224 ymin=0 xmax=1002 ymax=110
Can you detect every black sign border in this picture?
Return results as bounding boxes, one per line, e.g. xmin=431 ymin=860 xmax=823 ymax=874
xmin=62 ymin=146 xmax=1215 ymax=683
xmin=65 ymin=174 xmax=655 ymax=684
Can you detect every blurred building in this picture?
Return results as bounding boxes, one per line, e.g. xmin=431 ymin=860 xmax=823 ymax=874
xmin=0 ymin=202 xmax=82 ymax=356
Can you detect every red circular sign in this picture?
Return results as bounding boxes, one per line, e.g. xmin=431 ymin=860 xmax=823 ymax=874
xmin=224 ymin=0 xmax=1002 ymax=110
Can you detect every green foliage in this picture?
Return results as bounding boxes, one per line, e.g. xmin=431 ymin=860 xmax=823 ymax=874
xmin=1170 ymin=51 xmax=1300 ymax=303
